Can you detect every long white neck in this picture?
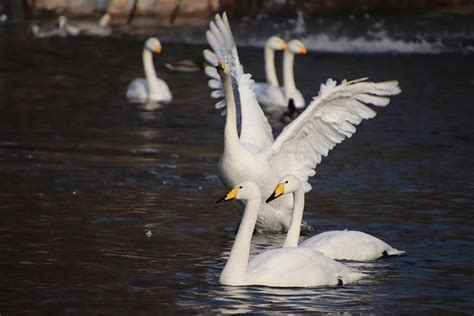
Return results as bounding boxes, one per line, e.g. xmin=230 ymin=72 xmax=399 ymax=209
xmin=264 ymin=45 xmax=279 ymax=86
xmin=283 ymin=188 xmax=305 ymax=248
xmin=221 ymin=71 xmax=241 ymax=155
xmin=220 ymin=197 xmax=260 ymax=285
xmin=283 ymin=50 xmax=297 ymax=99
xmin=143 ymin=49 xmax=160 ymax=98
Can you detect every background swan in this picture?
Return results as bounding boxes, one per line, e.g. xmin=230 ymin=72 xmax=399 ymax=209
xmin=78 ymin=13 xmax=112 ymax=37
xmin=126 ymin=37 xmax=172 ymax=103
xmin=31 ymin=16 xmax=79 ymax=38
xmin=283 ymin=39 xmax=307 ymax=109
xmin=204 ymin=13 xmax=400 ymax=233
xmin=267 ymin=175 xmax=405 ymax=261
xmin=253 ymin=36 xmax=287 ymax=109
xmin=216 ymin=181 xmax=364 ymax=287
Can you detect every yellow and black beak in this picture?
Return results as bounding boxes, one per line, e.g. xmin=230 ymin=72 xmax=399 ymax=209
xmin=299 ymin=46 xmax=307 ymax=55
xmin=155 ymin=45 xmax=162 ymax=54
xmin=216 ymin=187 xmax=238 ymax=204
xmin=280 ymin=42 xmax=287 ymax=50
xmin=266 ymin=183 xmax=285 ymax=203
xmin=215 ymin=60 xmax=227 ymax=71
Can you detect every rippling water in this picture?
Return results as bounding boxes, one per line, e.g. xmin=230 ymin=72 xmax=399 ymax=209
xmin=0 ymin=26 xmax=473 ymax=314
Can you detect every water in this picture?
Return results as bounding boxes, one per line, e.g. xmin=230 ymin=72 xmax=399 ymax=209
xmin=1 ymin=25 xmax=473 ymax=314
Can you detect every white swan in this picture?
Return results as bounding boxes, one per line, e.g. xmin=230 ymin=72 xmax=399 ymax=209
xmin=216 ymin=180 xmax=364 ymax=287
xmin=204 ymin=13 xmax=401 ymax=233
xmin=253 ymin=36 xmax=287 ymax=108
xmin=31 ymin=16 xmax=79 ymax=38
xmin=283 ymin=39 xmax=307 ymax=108
xmin=267 ymin=174 xmax=406 ymax=261
xmin=78 ymin=13 xmax=112 ymax=37
xmin=126 ymin=37 xmax=172 ymax=103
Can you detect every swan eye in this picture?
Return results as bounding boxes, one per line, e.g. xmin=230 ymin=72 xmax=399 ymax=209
xmin=239 ymin=186 xmax=243 ymax=189
xmin=285 ymin=181 xmax=289 ymax=184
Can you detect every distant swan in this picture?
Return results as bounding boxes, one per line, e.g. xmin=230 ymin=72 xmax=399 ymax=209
xmin=267 ymin=175 xmax=406 ymax=261
xmin=126 ymin=37 xmax=172 ymax=103
xmin=283 ymin=39 xmax=307 ymax=109
xmin=253 ymin=36 xmax=287 ymax=108
xmin=78 ymin=13 xmax=112 ymax=37
xmin=217 ymin=181 xmax=364 ymax=287
xmin=31 ymin=16 xmax=79 ymax=38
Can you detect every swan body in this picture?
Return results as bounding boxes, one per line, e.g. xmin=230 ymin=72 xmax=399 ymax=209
xmin=31 ymin=16 xmax=79 ymax=38
xmin=217 ymin=181 xmax=364 ymax=287
xmin=254 ymin=36 xmax=286 ymax=108
xmin=204 ymin=13 xmax=401 ymax=232
xmin=78 ymin=13 xmax=112 ymax=37
xmin=127 ymin=37 xmax=172 ymax=103
xmin=267 ymin=175 xmax=405 ymax=261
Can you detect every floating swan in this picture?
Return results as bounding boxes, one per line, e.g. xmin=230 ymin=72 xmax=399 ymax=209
xmin=283 ymin=39 xmax=307 ymax=108
xmin=204 ymin=13 xmax=401 ymax=233
xmin=31 ymin=16 xmax=79 ymax=38
xmin=216 ymin=181 xmax=364 ymax=287
xmin=78 ymin=13 xmax=112 ymax=37
xmin=267 ymin=174 xmax=406 ymax=260
xmin=126 ymin=37 xmax=172 ymax=103
xmin=253 ymin=36 xmax=287 ymax=108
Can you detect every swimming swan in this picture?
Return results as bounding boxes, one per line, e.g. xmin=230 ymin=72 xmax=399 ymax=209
xmin=126 ymin=37 xmax=172 ymax=103
xmin=78 ymin=13 xmax=112 ymax=37
xmin=216 ymin=181 xmax=364 ymax=287
xmin=204 ymin=13 xmax=401 ymax=233
xmin=267 ymin=175 xmax=406 ymax=261
xmin=253 ymin=36 xmax=287 ymax=108
xmin=31 ymin=16 xmax=79 ymax=38
xmin=283 ymin=39 xmax=307 ymax=109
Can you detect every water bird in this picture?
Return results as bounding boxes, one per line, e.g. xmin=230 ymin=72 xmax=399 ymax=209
xmin=203 ymin=13 xmax=401 ymax=233
xmin=126 ymin=37 xmax=172 ymax=103
xmin=267 ymin=175 xmax=406 ymax=260
xmin=216 ymin=181 xmax=364 ymax=287
xmin=76 ymin=13 xmax=112 ymax=37
xmin=31 ymin=16 xmax=79 ymax=38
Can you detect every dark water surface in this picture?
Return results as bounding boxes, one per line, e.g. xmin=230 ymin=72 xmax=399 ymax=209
xmin=1 ymin=30 xmax=473 ymax=314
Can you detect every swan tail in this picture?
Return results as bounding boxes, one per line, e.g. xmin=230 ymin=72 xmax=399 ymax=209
xmin=386 ymin=248 xmax=405 ymax=256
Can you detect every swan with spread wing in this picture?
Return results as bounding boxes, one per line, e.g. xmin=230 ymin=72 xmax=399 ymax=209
xmin=204 ymin=13 xmax=401 ymax=233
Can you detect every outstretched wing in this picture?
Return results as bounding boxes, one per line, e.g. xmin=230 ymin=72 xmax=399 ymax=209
xmin=269 ymin=78 xmax=401 ymax=191
xmin=203 ymin=13 xmax=274 ymax=151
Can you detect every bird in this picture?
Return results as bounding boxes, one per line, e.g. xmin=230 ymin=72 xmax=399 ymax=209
xmin=31 ymin=16 xmax=79 ymax=38
xmin=77 ymin=13 xmax=112 ymax=37
xmin=216 ymin=180 xmax=364 ymax=287
xmin=253 ymin=36 xmax=287 ymax=109
xmin=126 ymin=37 xmax=172 ymax=104
xmin=267 ymin=174 xmax=405 ymax=261
xmin=204 ymin=13 xmax=401 ymax=233
xmin=282 ymin=39 xmax=307 ymax=109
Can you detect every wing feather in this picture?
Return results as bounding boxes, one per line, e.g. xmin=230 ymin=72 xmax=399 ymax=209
xmin=270 ymin=78 xmax=401 ymax=191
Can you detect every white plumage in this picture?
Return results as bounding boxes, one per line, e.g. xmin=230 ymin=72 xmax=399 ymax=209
xmin=217 ymin=181 xmax=364 ymax=287
xmin=205 ymin=13 xmax=401 ymax=232
xmin=126 ymin=37 xmax=172 ymax=104
xmin=267 ymin=174 xmax=405 ymax=261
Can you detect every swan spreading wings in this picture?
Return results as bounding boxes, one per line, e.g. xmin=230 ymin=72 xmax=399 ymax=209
xmin=204 ymin=13 xmax=401 ymax=232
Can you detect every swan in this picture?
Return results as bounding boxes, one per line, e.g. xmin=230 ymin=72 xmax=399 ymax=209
xmin=283 ymin=39 xmax=307 ymax=109
xmin=31 ymin=16 xmax=79 ymax=38
xmin=253 ymin=36 xmax=287 ymax=108
xmin=216 ymin=181 xmax=364 ymax=287
xmin=267 ymin=174 xmax=406 ymax=261
xmin=204 ymin=13 xmax=401 ymax=233
xmin=78 ymin=13 xmax=112 ymax=37
xmin=126 ymin=37 xmax=172 ymax=103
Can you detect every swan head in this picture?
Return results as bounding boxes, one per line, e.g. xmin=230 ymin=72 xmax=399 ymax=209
xmin=287 ymin=39 xmax=307 ymax=55
xmin=99 ymin=13 xmax=111 ymax=27
xmin=57 ymin=16 xmax=68 ymax=29
xmin=215 ymin=59 xmax=231 ymax=76
xmin=267 ymin=36 xmax=287 ymax=51
xmin=216 ymin=181 xmax=261 ymax=203
xmin=266 ymin=175 xmax=301 ymax=203
xmin=145 ymin=37 xmax=162 ymax=54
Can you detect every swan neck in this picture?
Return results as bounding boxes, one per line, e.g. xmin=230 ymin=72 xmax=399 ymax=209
xmin=264 ymin=45 xmax=279 ymax=86
xmin=220 ymin=198 xmax=260 ymax=284
xmin=283 ymin=50 xmax=297 ymax=97
xmin=283 ymin=188 xmax=305 ymax=247
xmin=143 ymin=49 xmax=159 ymax=96
xmin=222 ymin=72 xmax=240 ymax=152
